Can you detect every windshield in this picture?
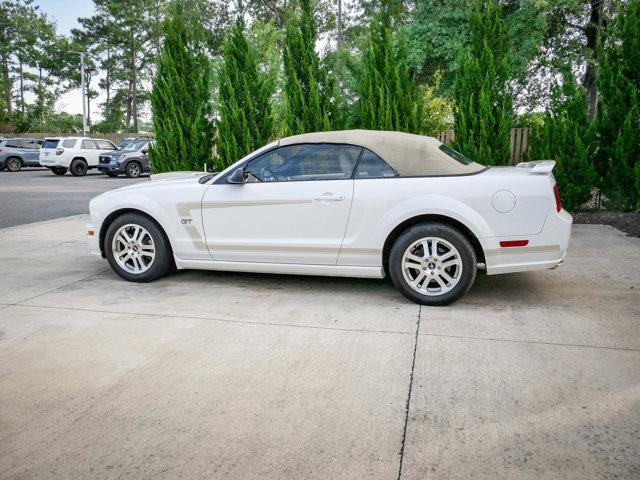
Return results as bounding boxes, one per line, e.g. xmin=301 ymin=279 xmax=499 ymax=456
xmin=42 ymin=139 xmax=60 ymax=149
xmin=116 ymin=139 xmax=133 ymax=149
xmin=127 ymin=139 xmax=148 ymax=150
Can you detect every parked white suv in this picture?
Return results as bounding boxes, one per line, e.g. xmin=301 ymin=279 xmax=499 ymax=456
xmin=39 ymin=137 xmax=117 ymax=176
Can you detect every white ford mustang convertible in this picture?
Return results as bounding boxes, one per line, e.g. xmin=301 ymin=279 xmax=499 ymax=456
xmin=86 ymin=130 xmax=572 ymax=305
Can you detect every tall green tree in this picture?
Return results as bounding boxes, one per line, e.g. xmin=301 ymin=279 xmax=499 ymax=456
xmin=528 ymin=69 xmax=595 ymax=212
xmin=452 ymin=0 xmax=512 ymax=165
xmin=282 ymin=0 xmax=342 ymax=134
xmin=594 ymin=0 xmax=640 ymax=210
xmin=216 ymin=17 xmax=273 ymax=169
xmin=355 ymin=5 xmax=422 ymax=133
xmin=150 ymin=0 xmax=212 ymax=173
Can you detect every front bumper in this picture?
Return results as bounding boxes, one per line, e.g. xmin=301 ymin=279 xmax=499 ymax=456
xmin=97 ymin=162 xmax=122 ymax=172
xmin=85 ymin=223 xmax=101 ymax=256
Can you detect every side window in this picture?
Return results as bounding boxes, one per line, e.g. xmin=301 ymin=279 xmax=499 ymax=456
xmin=81 ymin=139 xmax=97 ymax=149
xmin=97 ymin=140 xmax=115 ymax=150
xmin=23 ymin=140 xmax=39 ymax=149
xmin=354 ymin=149 xmax=398 ymax=178
xmin=246 ymin=144 xmax=361 ymax=182
xmin=62 ymin=139 xmax=77 ymax=148
xmin=5 ymin=140 xmax=19 ymax=148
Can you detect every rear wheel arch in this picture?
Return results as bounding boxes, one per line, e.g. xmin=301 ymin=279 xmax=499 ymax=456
xmin=382 ymin=214 xmax=485 ymax=275
xmin=99 ymin=208 xmax=174 ymax=259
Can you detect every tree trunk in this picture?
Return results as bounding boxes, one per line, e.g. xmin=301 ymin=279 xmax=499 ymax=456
xmin=584 ymin=0 xmax=604 ymax=120
xmin=337 ymin=0 xmax=342 ymax=50
xmin=19 ymin=59 xmax=24 ymax=117
xmin=1 ymin=57 xmax=11 ymax=114
xmin=131 ymin=29 xmax=138 ymax=132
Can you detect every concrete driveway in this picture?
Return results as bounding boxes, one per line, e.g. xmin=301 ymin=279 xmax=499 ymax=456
xmin=0 ymin=217 xmax=638 ymax=479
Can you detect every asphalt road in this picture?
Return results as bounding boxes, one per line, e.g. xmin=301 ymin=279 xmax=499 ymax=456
xmin=0 ymin=168 xmax=149 ymax=228
xmin=0 ymin=217 xmax=639 ymax=479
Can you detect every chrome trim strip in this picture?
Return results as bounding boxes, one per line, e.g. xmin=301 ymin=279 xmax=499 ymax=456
xmin=484 ymin=245 xmax=561 ymax=256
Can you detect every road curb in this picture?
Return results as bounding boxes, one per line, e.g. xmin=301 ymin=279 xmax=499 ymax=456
xmin=0 ymin=214 xmax=88 ymax=233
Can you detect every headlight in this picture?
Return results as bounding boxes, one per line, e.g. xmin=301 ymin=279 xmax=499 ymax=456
xmin=111 ymin=154 xmax=124 ymax=162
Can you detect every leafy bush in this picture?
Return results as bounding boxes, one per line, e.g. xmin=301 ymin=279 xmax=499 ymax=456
xmin=528 ymin=69 xmax=595 ymax=212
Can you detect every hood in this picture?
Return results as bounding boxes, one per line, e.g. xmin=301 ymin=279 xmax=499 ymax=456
xmin=93 ymin=171 xmax=207 ymax=202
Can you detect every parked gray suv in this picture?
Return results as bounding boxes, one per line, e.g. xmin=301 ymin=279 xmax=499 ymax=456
xmin=97 ymin=138 xmax=152 ymax=178
xmin=0 ymin=137 xmax=43 ymax=172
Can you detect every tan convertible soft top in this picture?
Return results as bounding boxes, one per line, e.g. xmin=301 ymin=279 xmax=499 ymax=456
xmin=278 ymin=129 xmax=485 ymax=176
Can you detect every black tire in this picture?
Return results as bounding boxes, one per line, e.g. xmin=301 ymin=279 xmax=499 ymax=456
xmin=104 ymin=213 xmax=173 ymax=282
xmin=105 ymin=172 xmax=119 ymax=177
xmin=51 ymin=167 xmax=67 ymax=176
xmin=389 ymin=223 xmax=477 ymax=306
xmin=5 ymin=157 xmax=22 ymax=172
xmin=70 ymin=158 xmax=88 ymax=177
xmin=125 ymin=161 xmax=141 ymax=178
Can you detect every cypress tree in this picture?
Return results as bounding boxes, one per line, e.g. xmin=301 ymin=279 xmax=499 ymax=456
xmin=356 ymin=7 xmax=422 ymax=133
xmin=216 ymin=18 xmax=273 ymax=170
xmin=528 ymin=69 xmax=595 ymax=212
xmin=594 ymin=0 xmax=640 ymax=210
xmin=453 ymin=0 xmax=512 ymax=165
xmin=149 ymin=0 xmax=213 ymax=173
xmin=282 ymin=0 xmax=342 ymax=135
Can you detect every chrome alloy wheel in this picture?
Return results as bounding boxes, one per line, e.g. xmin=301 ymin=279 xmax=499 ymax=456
xmin=401 ymin=236 xmax=463 ymax=296
xmin=111 ymin=223 xmax=156 ymax=274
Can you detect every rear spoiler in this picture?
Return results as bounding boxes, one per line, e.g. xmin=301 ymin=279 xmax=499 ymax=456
xmin=515 ymin=160 xmax=556 ymax=174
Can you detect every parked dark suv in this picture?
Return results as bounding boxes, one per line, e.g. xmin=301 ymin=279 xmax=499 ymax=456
xmin=97 ymin=138 xmax=153 ymax=178
xmin=0 ymin=137 xmax=43 ymax=172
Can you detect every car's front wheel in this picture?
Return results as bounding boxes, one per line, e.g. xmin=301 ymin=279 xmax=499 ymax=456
xmin=125 ymin=161 xmax=141 ymax=178
xmin=5 ymin=157 xmax=22 ymax=172
xmin=104 ymin=213 xmax=173 ymax=282
xmin=389 ymin=223 xmax=477 ymax=306
xmin=51 ymin=167 xmax=67 ymax=175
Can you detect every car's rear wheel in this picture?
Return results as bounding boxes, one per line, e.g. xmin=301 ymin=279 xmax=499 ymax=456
xmin=389 ymin=223 xmax=477 ymax=306
xmin=5 ymin=157 xmax=22 ymax=172
xmin=70 ymin=158 xmax=88 ymax=176
xmin=104 ymin=213 xmax=173 ymax=282
xmin=125 ymin=161 xmax=141 ymax=178
xmin=51 ymin=167 xmax=67 ymax=175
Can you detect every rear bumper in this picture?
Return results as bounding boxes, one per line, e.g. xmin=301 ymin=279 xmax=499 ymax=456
xmin=482 ymin=208 xmax=572 ymax=275
xmin=39 ymin=156 xmax=64 ymax=167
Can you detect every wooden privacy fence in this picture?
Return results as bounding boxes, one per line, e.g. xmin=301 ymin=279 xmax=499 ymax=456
xmin=437 ymin=128 xmax=531 ymax=165
xmin=0 ymin=132 xmax=132 ymax=144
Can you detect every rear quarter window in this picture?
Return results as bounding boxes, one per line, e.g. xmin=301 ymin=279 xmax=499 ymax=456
xmin=62 ymin=139 xmax=76 ymax=148
xmin=42 ymin=139 xmax=60 ymax=149
xmin=438 ymin=144 xmax=473 ymax=165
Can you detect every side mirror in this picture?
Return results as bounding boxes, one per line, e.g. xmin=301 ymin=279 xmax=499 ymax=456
xmin=141 ymin=149 xmax=148 ymax=155
xmin=227 ymin=167 xmax=246 ymax=184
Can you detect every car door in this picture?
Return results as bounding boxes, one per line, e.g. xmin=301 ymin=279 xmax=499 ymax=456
xmin=201 ymin=143 xmax=361 ymax=265
xmin=21 ymin=139 xmax=40 ymax=165
xmin=81 ymin=139 xmax=100 ymax=166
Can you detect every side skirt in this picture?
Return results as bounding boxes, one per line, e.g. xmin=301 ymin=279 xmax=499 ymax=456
xmin=173 ymin=256 xmax=385 ymax=279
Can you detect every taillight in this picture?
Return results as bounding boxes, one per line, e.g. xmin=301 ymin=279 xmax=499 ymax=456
xmin=55 ymin=148 xmax=64 ymax=155
xmin=553 ymin=184 xmax=561 ymax=212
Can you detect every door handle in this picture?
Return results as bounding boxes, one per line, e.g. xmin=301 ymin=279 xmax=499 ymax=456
xmin=314 ymin=193 xmax=345 ymax=202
